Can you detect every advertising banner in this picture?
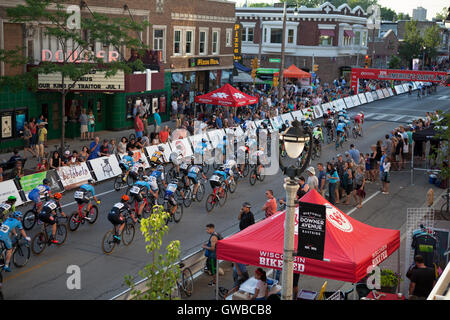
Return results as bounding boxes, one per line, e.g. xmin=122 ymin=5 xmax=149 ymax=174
xmin=280 ymin=113 xmax=294 ymax=127
xmin=320 ymin=102 xmax=331 ymax=114
xmin=402 ymin=83 xmax=410 ymax=92
xmin=297 ymin=202 xmax=327 ymax=261
xmin=365 ymin=92 xmax=374 ymax=103
xmin=145 ymin=143 xmax=172 ymax=164
xmin=313 ymin=105 xmax=323 ymax=119
xmin=20 ymin=170 xmax=63 ymax=201
xmin=119 ymin=149 xmax=151 ymax=168
xmin=387 ymin=88 xmax=394 ymax=96
xmin=358 ymin=93 xmax=367 ymax=104
xmin=57 ymin=163 xmax=93 ymax=190
xmin=270 ymin=116 xmax=284 ymax=131
xmin=351 ymin=95 xmax=361 ymax=107
xmin=371 ymin=91 xmax=378 ymax=100
xmin=382 ymin=88 xmax=390 ymax=98
xmin=344 ymin=97 xmax=354 ymax=109
xmin=170 ymin=138 xmax=193 ymax=159
xmin=336 ymin=99 xmax=346 ymax=110
xmin=376 ymin=89 xmax=385 ymax=99
xmin=88 ymin=155 xmax=122 ymax=182
xmin=208 ymin=129 xmax=226 ymax=148
xmin=395 ymin=85 xmax=404 ymax=94
xmin=0 ymin=179 xmax=24 ymax=206
xmin=290 ymin=110 xmax=304 ymax=122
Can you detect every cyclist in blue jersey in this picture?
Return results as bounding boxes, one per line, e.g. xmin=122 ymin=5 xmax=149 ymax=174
xmin=129 ymin=176 xmax=151 ymax=222
xmin=0 ymin=211 xmax=31 ymax=272
xmin=187 ymin=161 xmax=207 ymax=199
xmin=212 ymin=166 xmax=229 ymax=189
xmin=119 ymin=151 xmax=134 ymax=181
xmin=164 ymin=178 xmax=184 ymax=217
xmin=336 ymin=120 xmax=346 ymax=145
xmin=150 ymin=165 xmax=166 ymax=187
xmin=28 ymin=179 xmax=52 ymax=213
xmin=77 ymin=179 xmax=100 ymax=215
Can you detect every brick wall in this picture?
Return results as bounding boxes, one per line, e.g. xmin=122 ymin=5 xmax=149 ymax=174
xmin=3 ymin=23 xmax=24 ymax=76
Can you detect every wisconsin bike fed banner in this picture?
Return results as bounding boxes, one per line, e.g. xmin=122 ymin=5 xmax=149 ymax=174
xmin=297 ymin=201 xmax=327 ymax=261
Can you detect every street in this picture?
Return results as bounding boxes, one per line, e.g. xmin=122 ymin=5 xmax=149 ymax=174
xmin=2 ymin=86 xmax=449 ymax=300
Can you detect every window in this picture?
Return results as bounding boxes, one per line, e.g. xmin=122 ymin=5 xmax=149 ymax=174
xmin=319 ymin=36 xmax=333 ymax=46
xmin=185 ymin=30 xmax=193 ymax=55
xmin=343 ymin=35 xmax=351 ymax=46
xmin=354 ymin=31 xmax=361 ymax=46
xmin=199 ymin=30 xmax=207 ymax=55
xmin=153 ymin=28 xmax=165 ymax=62
xmin=264 ymin=28 xmax=267 ymax=43
xmin=212 ymin=30 xmax=219 ymax=55
xmin=288 ymin=29 xmax=294 ymax=44
xmin=226 ymin=28 xmax=232 ymax=47
xmin=174 ymin=30 xmax=181 ymax=55
xmin=270 ymin=28 xmax=283 ymax=44
xmin=362 ymin=31 xmax=367 ymax=46
xmin=247 ymin=27 xmax=254 ymax=42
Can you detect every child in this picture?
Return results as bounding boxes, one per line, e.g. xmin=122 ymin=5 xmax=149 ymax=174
xmin=382 ymin=156 xmax=391 ymax=194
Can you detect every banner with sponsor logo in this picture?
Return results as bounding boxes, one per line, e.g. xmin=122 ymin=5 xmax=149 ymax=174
xmin=365 ymin=92 xmax=374 ymax=103
xmin=358 ymin=93 xmax=367 ymax=104
xmin=145 ymin=143 xmax=172 ymax=164
xmin=297 ymin=202 xmax=327 ymax=261
xmin=170 ymin=138 xmax=193 ymax=159
xmin=20 ymin=170 xmax=63 ymax=202
xmin=376 ymin=89 xmax=385 ymax=99
xmin=0 ymin=179 xmax=24 ymax=206
xmin=344 ymin=97 xmax=354 ymax=109
xmin=57 ymin=162 xmax=93 ymax=190
xmin=280 ymin=113 xmax=294 ymax=127
xmin=382 ymin=88 xmax=390 ymax=98
xmin=88 ymin=155 xmax=122 ymax=182
xmin=351 ymin=95 xmax=361 ymax=107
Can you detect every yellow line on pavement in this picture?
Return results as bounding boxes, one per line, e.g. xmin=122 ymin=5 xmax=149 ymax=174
xmin=4 ymin=259 xmax=54 ymax=281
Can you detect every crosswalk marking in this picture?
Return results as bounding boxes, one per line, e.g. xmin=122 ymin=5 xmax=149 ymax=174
xmin=390 ymin=115 xmax=407 ymax=122
xmin=437 ymin=95 xmax=449 ymax=100
xmin=372 ymin=114 xmax=390 ymax=120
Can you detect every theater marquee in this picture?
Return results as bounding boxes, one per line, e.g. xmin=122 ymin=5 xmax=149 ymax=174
xmin=38 ymin=70 xmax=125 ymax=92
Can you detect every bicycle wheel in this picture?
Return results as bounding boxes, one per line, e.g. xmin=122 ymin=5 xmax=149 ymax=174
xmin=13 ymin=242 xmax=30 ymax=268
xmin=173 ymin=204 xmax=183 ymax=223
xmin=102 ymin=230 xmax=116 ymax=254
xmin=243 ymin=163 xmax=250 ymax=177
xmin=181 ymin=268 xmax=194 ymax=297
xmin=68 ymin=211 xmax=81 ymax=231
xmin=87 ymin=205 xmax=99 ymax=224
xmin=55 ymin=224 xmax=68 ymax=246
xmin=228 ymin=179 xmax=237 ymax=193
xmin=196 ymin=183 xmax=205 ymax=202
xmin=31 ymin=232 xmax=46 ymax=255
xmin=23 ymin=210 xmax=37 ymax=231
xmin=205 ymin=194 xmax=216 ymax=213
xmin=352 ymin=128 xmax=358 ymax=139
xmin=258 ymin=169 xmax=266 ymax=182
xmin=114 ymin=176 xmax=123 ymax=191
xmin=440 ymin=201 xmax=450 ymax=221
xmin=183 ymin=189 xmax=193 ymax=208
xmin=142 ymin=200 xmax=151 ymax=219
xmin=218 ymin=188 xmax=227 ymax=207
xmin=249 ymin=170 xmax=257 ymax=186
xmin=316 ymin=144 xmax=322 ymax=159
xmin=122 ymin=223 xmax=135 ymax=246
xmin=126 ymin=174 xmax=134 ymax=188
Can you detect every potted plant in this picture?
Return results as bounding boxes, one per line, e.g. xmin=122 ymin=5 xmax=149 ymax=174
xmin=380 ymin=269 xmax=401 ymax=293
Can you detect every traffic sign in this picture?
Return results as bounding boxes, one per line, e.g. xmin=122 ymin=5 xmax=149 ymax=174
xmin=269 ymin=58 xmax=281 ymax=63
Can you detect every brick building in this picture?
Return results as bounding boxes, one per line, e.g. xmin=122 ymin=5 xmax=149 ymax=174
xmin=236 ymin=2 xmax=369 ymax=85
xmin=368 ymin=29 xmax=399 ymax=69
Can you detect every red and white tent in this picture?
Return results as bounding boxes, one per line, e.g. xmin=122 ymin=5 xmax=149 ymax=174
xmin=194 ymin=83 xmax=257 ymax=107
xmin=216 ymin=189 xmax=400 ymax=283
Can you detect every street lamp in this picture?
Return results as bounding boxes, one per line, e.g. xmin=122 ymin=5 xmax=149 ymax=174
xmin=422 ymin=46 xmax=427 ymax=70
xmin=278 ymin=119 xmax=313 ymax=300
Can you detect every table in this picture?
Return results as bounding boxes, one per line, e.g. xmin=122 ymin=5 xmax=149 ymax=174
xmin=228 ymin=277 xmax=280 ymax=300
xmin=365 ymin=291 xmax=406 ymax=300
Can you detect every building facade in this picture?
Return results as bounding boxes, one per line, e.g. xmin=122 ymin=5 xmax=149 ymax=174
xmin=235 ymin=2 xmax=369 ymax=85
xmin=412 ymin=7 xmax=427 ymax=22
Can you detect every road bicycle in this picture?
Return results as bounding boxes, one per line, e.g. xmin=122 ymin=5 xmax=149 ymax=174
xmin=31 ymin=215 xmax=68 ymax=255
xmin=23 ymin=199 xmax=48 ymax=231
xmin=351 ymin=122 xmax=363 ymax=139
xmin=163 ymin=197 xmax=183 ymax=225
xmin=68 ymin=197 xmax=99 ymax=232
xmin=127 ymin=189 xmax=152 ymax=220
xmin=179 ymin=179 xmax=206 ymax=207
xmin=311 ymin=140 xmax=322 ymax=161
xmin=0 ymin=234 xmax=31 ymax=269
xmin=439 ymin=190 xmax=450 ymax=221
xmin=101 ymin=210 xmax=136 ymax=255
xmin=205 ymin=184 xmax=228 ymax=213
xmin=171 ymin=262 xmax=194 ymax=299
xmin=325 ymin=126 xmax=334 ymax=144
xmin=249 ymin=164 xmax=265 ymax=186
xmin=335 ymin=132 xmax=345 ymax=150
xmin=114 ymin=171 xmax=134 ymax=191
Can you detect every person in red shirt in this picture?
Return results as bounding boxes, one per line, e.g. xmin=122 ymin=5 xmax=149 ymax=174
xmin=262 ymin=190 xmax=277 ymax=219
xmin=134 ymin=114 xmax=144 ymax=138
xmin=159 ymin=125 xmax=170 ymax=143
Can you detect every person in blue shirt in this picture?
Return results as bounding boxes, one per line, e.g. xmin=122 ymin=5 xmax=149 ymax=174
xmin=187 ymin=161 xmax=207 ymax=200
xmin=77 ymin=179 xmax=100 ymax=215
xmin=129 ymin=176 xmax=152 ymax=222
xmin=88 ymin=136 xmax=101 ymax=160
xmin=119 ymin=151 xmax=135 ymax=182
xmin=336 ymin=120 xmax=346 ymax=141
xmin=28 ymin=178 xmax=52 ymax=213
xmin=0 ymin=211 xmax=31 ymax=272
xmin=164 ymin=178 xmax=184 ymax=217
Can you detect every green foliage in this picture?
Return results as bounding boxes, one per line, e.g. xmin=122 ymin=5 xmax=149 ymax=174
xmin=248 ymin=2 xmax=273 ymax=7
xmin=396 ymin=12 xmax=411 ymax=20
xmin=431 ymin=111 xmax=449 ymax=181
xmin=388 ymin=55 xmax=401 ymax=69
xmin=434 ymin=7 xmax=449 ymax=22
xmin=398 ymin=20 xmax=424 ymax=67
xmin=380 ymin=6 xmax=396 ymax=21
xmin=423 ymin=25 xmax=441 ymax=61
xmin=380 ymin=269 xmax=401 ymax=287
xmin=125 ymin=205 xmax=181 ymax=300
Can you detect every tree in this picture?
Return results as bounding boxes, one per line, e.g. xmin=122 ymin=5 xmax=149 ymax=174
xmin=248 ymin=2 xmax=272 ymax=7
xmin=380 ymin=6 xmax=396 ymax=21
xmin=0 ymin=0 xmax=149 ymax=150
xmin=125 ymin=205 xmax=181 ymax=300
xmin=398 ymin=20 xmax=423 ymax=68
xmin=434 ymin=7 xmax=449 ymax=22
xmin=396 ymin=12 xmax=411 ymax=20
xmin=388 ymin=55 xmax=401 ymax=69
xmin=423 ymin=24 xmax=441 ymax=63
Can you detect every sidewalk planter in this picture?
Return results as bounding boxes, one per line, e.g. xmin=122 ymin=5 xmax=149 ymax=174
xmin=380 ymin=269 xmax=401 ymax=294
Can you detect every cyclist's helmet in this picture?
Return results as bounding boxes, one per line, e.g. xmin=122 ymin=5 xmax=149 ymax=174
xmin=219 ymin=165 xmax=225 ymax=171
xmin=54 ymin=192 xmax=62 ymax=200
xmin=142 ymin=175 xmax=149 ymax=182
xmin=12 ymin=211 xmax=23 ymax=219
xmin=157 ymin=165 xmax=164 ymax=172
xmin=158 ymin=146 xmax=165 ymax=152
xmin=128 ymin=151 xmax=134 ymax=157
xmin=43 ymin=178 xmax=50 ymax=185
xmin=88 ymin=179 xmax=95 ymax=184
xmin=7 ymin=195 xmax=17 ymax=203
xmin=201 ymin=138 xmax=207 ymax=143
xmin=121 ymin=194 xmax=130 ymax=202
xmin=171 ymin=178 xmax=179 ymax=184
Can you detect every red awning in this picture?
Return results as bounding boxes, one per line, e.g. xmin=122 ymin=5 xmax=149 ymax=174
xmin=344 ymin=30 xmax=355 ymax=37
xmin=216 ymin=189 xmax=400 ymax=283
xmin=194 ymin=83 xmax=257 ymax=107
xmin=319 ymin=29 xmax=335 ymax=37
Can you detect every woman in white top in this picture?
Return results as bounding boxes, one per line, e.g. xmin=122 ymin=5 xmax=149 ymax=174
xmin=251 ymin=268 xmax=268 ymax=301
xmin=382 ymin=156 xmax=391 ymax=195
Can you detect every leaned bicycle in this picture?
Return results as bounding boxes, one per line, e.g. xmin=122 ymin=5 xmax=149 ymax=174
xmin=101 ymin=209 xmax=136 ymax=255
xmin=0 ymin=234 xmax=31 ymax=269
xmin=114 ymin=171 xmax=134 ymax=191
xmin=31 ymin=215 xmax=68 ymax=255
xmin=171 ymin=262 xmax=194 ymax=299
xmin=68 ymin=196 xmax=99 ymax=232
xmin=163 ymin=197 xmax=183 ymax=225
xmin=205 ymin=184 xmax=227 ymax=213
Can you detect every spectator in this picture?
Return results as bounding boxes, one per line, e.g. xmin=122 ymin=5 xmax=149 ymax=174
xmin=134 ymin=114 xmax=144 ymax=139
xmin=87 ymin=110 xmax=95 ymax=140
xmin=369 ymin=145 xmax=378 ymax=183
xmin=238 ymin=202 xmax=255 ymax=231
xmin=62 ymin=150 xmax=71 ymax=166
xmin=36 ymin=158 xmax=49 ymax=172
xmin=317 ymin=163 xmax=327 ymax=197
xmin=135 ymin=137 xmax=144 ymax=149
xmin=127 ymin=138 xmax=136 ymax=152
xmin=306 ymin=167 xmax=318 ymax=191
xmin=334 ymin=154 xmax=345 ymax=204
xmin=171 ymin=97 xmax=178 ymax=120
xmin=36 ymin=122 xmax=47 ymax=160
xmin=342 ymin=161 xmax=356 ymax=206
xmin=355 ymin=165 xmax=366 ymax=209
xmin=79 ymin=108 xmax=88 ymax=141
xmin=151 ymin=133 xmax=160 ymax=145
xmin=159 ymin=125 xmax=169 ymax=143
xmin=382 ymin=134 xmax=392 ymax=158
xmin=348 ymin=144 xmax=360 ymax=164
xmin=29 ymin=118 xmax=37 ymax=155
xmin=8 ymin=149 xmax=22 ymax=164
xmin=99 ymin=139 xmax=110 ymax=157
xmin=409 ymin=255 xmax=436 ymax=300
xmin=69 ymin=150 xmax=80 ymax=166
xmin=297 ymin=176 xmax=310 ymax=198
xmin=10 ymin=160 xmax=24 ymax=179
xmin=201 ymin=223 xmax=221 ymax=286
xmin=109 ymin=139 xmax=117 ymax=155
xmin=142 ymin=113 xmax=149 ymax=136
xmin=23 ymin=122 xmax=36 ymax=158
xmin=326 ymin=162 xmax=339 ymax=205
xmin=79 ymin=146 xmax=89 ymax=162
xmin=118 ymin=137 xmax=128 ymax=154
xmin=251 ymin=268 xmax=268 ymax=301
xmin=88 ymin=136 xmax=101 ymax=160
xmin=262 ymin=190 xmax=277 ymax=218
xmin=381 ymin=155 xmax=391 ymax=194
xmin=154 ymin=108 xmax=162 ymax=133
xmin=344 ymin=151 xmax=355 ymax=167
xmin=49 ymin=151 xmax=62 ymax=170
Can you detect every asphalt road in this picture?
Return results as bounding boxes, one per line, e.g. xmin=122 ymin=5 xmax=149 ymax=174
xmin=2 ymin=87 xmax=449 ymax=300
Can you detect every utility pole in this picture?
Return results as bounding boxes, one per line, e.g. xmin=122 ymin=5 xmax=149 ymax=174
xmin=258 ymin=16 xmax=262 ymax=62
xmin=278 ymin=1 xmax=287 ymax=101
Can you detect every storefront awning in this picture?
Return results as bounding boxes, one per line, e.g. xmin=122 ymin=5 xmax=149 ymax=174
xmin=344 ymin=30 xmax=355 ymax=37
xmin=319 ymin=29 xmax=335 ymax=37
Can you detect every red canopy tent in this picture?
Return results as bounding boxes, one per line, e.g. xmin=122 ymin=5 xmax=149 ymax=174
xmin=216 ymin=189 xmax=400 ymax=283
xmin=194 ymin=83 xmax=258 ymax=107
xmin=274 ymin=64 xmax=311 ymax=79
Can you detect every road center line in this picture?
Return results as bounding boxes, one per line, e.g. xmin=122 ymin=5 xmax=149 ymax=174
xmin=346 ymin=191 xmax=381 ymax=216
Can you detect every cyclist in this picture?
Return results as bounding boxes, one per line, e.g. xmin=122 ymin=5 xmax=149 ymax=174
xmin=129 ymin=159 xmax=145 ymax=182
xmin=187 ymin=161 xmax=207 ymax=200
xmin=76 ymin=179 xmax=100 ymax=217
xmin=150 ymin=146 xmax=166 ymax=167
xmin=0 ymin=196 xmax=17 ymax=224
xmin=237 ymin=139 xmax=251 ymax=176
xmin=312 ymin=125 xmax=324 ymax=144
xmin=325 ymin=116 xmax=335 ymax=141
xmin=250 ymin=147 xmax=266 ymax=177
xmin=212 ymin=166 xmax=229 ymax=189
xmin=38 ymin=193 xmax=66 ymax=245
xmin=224 ymin=156 xmax=238 ymax=184
xmin=119 ymin=151 xmax=134 ymax=182
xmin=107 ymin=195 xmax=134 ymax=242
xmin=0 ymin=211 xmax=31 ymax=272
xmin=28 ymin=178 xmax=52 ymax=213
xmin=129 ymin=176 xmax=151 ymax=222
xmin=336 ymin=119 xmax=346 ymax=146
xmin=150 ymin=165 xmax=167 ymax=189
xmin=164 ymin=178 xmax=183 ymax=218
xmin=354 ymin=112 xmax=362 ymax=135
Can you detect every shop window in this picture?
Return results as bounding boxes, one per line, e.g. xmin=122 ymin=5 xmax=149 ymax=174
xmin=0 ymin=108 xmax=28 ymax=141
xmin=270 ymin=28 xmax=283 ymax=44
xmin=319 ymin=36 xmax=333 ymax=46
xmin=0 ymin=111 xmax=14 ymax=139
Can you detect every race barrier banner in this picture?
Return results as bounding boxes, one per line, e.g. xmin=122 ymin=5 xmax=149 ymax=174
xmin=382 ymin=88 xmax=390 ymax=97
xmin=145 ymin=143 xmax=173 ymax=163
xmin=351 ymin=95 xmax=361 ymax=107
xmin=280 ymin=112 xmax=294 ymax=126
xmin=0 ymin=179 xmax=24 ymax=206
xmin=88 ymin=155 xmax=122 ymax=182
xmin=20 ymin=170 xmax=63 ymax=203
xmin=344 ymin=96 xmax=354 ymax=109
xmin=57 ymin=162 xmax=93 ymax=190
xmin=365 ymin=91 xmax=374 ymax=103
xmin=376 ymin=89 xmax=385 ymax=99
xmin=170 ymin=137 xmax=194 ymax=159
xmin=358 ymin=93 xmax=367 ymax=104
